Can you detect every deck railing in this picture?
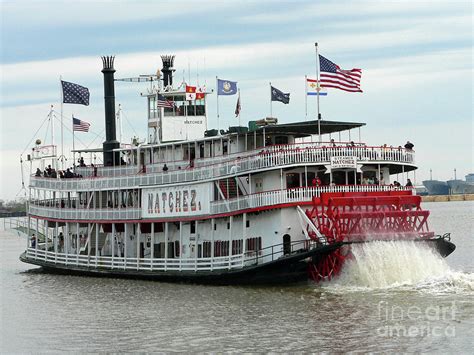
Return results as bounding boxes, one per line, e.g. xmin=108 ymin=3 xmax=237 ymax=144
xmin=23 ymin=238 xmax=320 ymax=272
xmin=28 ymin=185 xmax=411 ymax=220
xmin=30 ymin=145 xmax=415 ymax=192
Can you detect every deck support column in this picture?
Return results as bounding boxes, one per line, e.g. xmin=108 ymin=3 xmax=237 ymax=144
xmin=87 ymin=223 xmax=91 ymax=266
xmin=35 ymin=218 xmax=39 ymax=259
xmin=95 ymin=223 xmax=99 ymax=267
xmin=151 ymin=222 xmax=154 ymax=270
xmin=44 ymin=220 xmax=48 ymax=261
xmin=228 ymin=216 xmax=233 ymax=269
xmin=65 ymin=222 xmax=69 ymax=264
xmin=76 ymin=222 xmax=79 ymax=265
xmin=124 ymin=223 xmax=128 ymax=269
xmin=164 ymin=222 xmax=168 ymax=271
xmin=242 ymin=213 xmax=246 ymax=267
xmin=55 ymin=221 xmax=58 ymax=263
xmin=210 ymin=218 xmax=214 ymax=271
xmin=136 ymin=222 xmax=140 ymax=270
xmin=179 ymin=221 xmax=183 ymax=271
xmin=111 ymin=223 xmax=115 ymax=269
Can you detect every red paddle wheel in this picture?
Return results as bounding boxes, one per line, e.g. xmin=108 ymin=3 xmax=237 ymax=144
xmin=305 ymin=190 xmax=433 ymax=282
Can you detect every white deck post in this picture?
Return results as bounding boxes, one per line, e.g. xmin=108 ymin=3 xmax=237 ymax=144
xmin=136 ymin=222 xmax=140 ymax=269
xmin=35 ymin=218 xmax=39 ymax=258
xmin=95 ymin=222 xmax=99 ymax=267
xmin=242 ymin=213 xmax=246 ymax=267
xmin=65 ymin=222 xmax=69 ymax=264
xmin=210 ymin=218 xmax=215 ymax=271
xmin=43 ymin=220 xmax=48 ymax=261
xmin=228 ymin=216 xmax=233 ymax=269
xmin=87 ymin=223 xmax=91 ymax=266
xmin=55 ymin=221 xmax=58 ymax=263
xmin=111 ymin=223 xmax=115 ymax=269
xmin=193 ymin=221 xmax=197 ymax=271
xmin=151 ymin=222 xmax=154 ymax=270
xmin=179 ymin=221 xmax=183 ymax=271
xmin=76 ymin=222 xmax=79 ymax=265
xmin=164 ymin=222 xmax=169 ymax=271
xmin=124 ymin=223 xmax=128 ymax=269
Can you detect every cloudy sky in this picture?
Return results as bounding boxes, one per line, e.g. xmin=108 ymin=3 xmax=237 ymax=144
xmin=0 ymin=0 xmax=472 ymax=200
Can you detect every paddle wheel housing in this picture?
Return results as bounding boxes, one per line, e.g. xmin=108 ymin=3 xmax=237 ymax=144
xmin=305 ymin=190 xmax=433 ymax=282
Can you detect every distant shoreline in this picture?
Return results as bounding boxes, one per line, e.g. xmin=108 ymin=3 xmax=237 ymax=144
xmin=422 ymin=194 xmax=474 ymax=202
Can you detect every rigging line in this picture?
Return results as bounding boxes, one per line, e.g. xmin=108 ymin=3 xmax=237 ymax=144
xmin=43 ymin=116 xmax=51 ymax=144
xmin=20 ymin=111 xmax=52 ymax=157
xmin=51 ymin=109 xmax=100 ymax=148
xmin=121 ymin=110 xmax=139 ymax=137
xmin=86 ymin=128 xmax=106 ymax=148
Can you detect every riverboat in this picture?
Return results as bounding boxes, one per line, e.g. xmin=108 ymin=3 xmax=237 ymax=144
xmin=20 ymin=55 xmax=455 ymax=284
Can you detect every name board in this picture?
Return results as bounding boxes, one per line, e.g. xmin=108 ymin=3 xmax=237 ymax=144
xmin=32 ymin=145 xmax=57 ymax=159
xmin=142 ymin=183 xmax=211 ymax=218
xmin=330 ymin=156 xmax=357 ymax=169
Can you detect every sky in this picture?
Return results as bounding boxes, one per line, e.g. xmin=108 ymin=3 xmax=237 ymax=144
xmin=0 ymin=0 xmax=472 ymax=201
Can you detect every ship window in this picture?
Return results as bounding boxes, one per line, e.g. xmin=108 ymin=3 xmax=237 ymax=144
xmin=246 ymin=220 xmax=250 ymax=228
xmin=275 ymin=136 xmax=288 ymax=145
xmin=148 ymin=96 xmax=158 ymax=119
xmin=214 ymin=223 xmax=217 ymax=231
xmin=227 ymin=222 xmax=230 ymax=230
xmin=190 ymin=221 xmax=196 ymax=234
xmin=286 ymin=173 xmax=300 ymax=189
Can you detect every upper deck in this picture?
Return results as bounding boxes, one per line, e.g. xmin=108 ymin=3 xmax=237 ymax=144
xmin=30 ymin=140 xmax=415 ymax=192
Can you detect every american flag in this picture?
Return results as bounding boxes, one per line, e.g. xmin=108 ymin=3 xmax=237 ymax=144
xmin=157 ymin=94 xmax=175 ymax=108
xmin=61 ymin=81 xmax=90 ymax=105
xmin=319 ymin=55 xmax=362 ymax=93
xmin=73 ymin=117 xmax=90 ymax=132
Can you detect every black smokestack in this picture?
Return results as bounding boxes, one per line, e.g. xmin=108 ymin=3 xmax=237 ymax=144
xmin=161 ymin=55 xmax=175 ymax=88
xmin=101 ymin=56 xmax=119 ymax=166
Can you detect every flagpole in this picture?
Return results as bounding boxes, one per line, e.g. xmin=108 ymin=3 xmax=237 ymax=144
xmin=60 ymin=76 xmax=65 ymax=169
xmin=72 ymin=115 xmax=76 ymax=169
xmin=239 ymin=89 xmax=242 ymax=127
xmin=315 ymin=42 xmax=322 ymax=143
xmin=216 ymin=76 xmax=220 ymax=134
xmin=304 ymin=75 xmax=308 ymax=121
xmin=269 ymin=82 xmax=272 ymax=118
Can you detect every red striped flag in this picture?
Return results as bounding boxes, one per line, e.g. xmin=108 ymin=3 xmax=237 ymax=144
xmin=319 ymin=55 xmax=362 ymax=93
xmin=72 ymin=117 xmax=90 ymax=132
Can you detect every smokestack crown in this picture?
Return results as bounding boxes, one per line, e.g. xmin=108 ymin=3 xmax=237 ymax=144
xmin=101 ymin=56 xmax=115 ymax=72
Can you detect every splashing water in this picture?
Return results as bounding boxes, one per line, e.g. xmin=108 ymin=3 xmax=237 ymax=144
xmin=323 ymin=241 xmax=474 ymax=293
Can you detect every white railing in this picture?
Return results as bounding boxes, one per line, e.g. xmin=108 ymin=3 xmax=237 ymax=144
xmin=25 ymin=248 xmax=247 ymax=272
xmin=210 ymin=184 xmax=411 ymax=214
xmin=28 ymin=185 xmax=411 ymax=220
xmin=29 ymin=205 xmax=141 ymax=220
xmin=30 ymin=145 xmax=415 ymax=192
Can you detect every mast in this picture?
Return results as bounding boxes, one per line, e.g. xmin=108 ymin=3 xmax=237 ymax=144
xmin=315 ymin=43 xmax=321 ymax=142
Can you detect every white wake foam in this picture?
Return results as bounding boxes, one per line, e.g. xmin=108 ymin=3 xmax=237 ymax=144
xmin=322 ymin=241 xmax=474 ymax=293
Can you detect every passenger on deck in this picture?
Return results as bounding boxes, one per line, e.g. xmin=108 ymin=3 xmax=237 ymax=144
xmin=163 ymin=164 xmax=169 ymax=172
xmin=330 ymin=138 xmax=336 ymax=147
xmin=404 ymin=141 xmax=414 ymax=150
xmin=35 ymin=168 xmax=42 ymax=177
xmin=51 ymin=169 xmax=57 ymax=178
xmin=31 ymin=234 xmax=36 ymax=248
xmin=406 ymin=179 xmax=413 ymax=187
xmin=79 ymin=157 xmax=86 ymax=167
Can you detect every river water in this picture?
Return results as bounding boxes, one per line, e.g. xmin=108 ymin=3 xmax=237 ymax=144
xmin=1 ymin=201 xmax=473 ymax=352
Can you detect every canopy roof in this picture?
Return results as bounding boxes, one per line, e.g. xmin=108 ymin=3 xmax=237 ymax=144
xmin=254 ymin=120 xmax=365 ymax=137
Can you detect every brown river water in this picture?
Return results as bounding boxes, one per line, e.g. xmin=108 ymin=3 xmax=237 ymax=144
xmin=1 ymin=201 xmax=473 ymax=352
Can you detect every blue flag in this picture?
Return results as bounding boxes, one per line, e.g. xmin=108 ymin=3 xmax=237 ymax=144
xmin=271 ymin=86 xmax=290 ymax=104
xmin=217 ymin=79 xmax=238 ymax=95
xmin=61 ymin=80 xmax=90 ymax=105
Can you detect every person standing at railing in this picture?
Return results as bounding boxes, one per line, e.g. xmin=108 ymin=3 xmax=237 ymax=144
xmin=30 ymin=234 xmax=36 ymax=248
xmin=404 ymin=141 xmax=414 ymax=150
xmin=406 ymin=179 xmax=413 ymax=187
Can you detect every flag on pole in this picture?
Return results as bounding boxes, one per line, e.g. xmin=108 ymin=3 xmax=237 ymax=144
xmin=61 ymin=81 xmax=90 ymax=105
xmin=157 ymin=94 xmax=175 ymax=108
xmin=217 ymin=79 xmax=238 ymax=95
xmin=306 ymin=78 xmax=327 ymax=96
xmin=196 ymin=86 xmax=205 ymax=100
xmin=186 ymin=85 xmax=197 ymax=100
xmin=271 ymin=86 xmax=290 ymax=104
xmin=235 ymin=93 xmax=241 ymax=117
xmin=72 ymin=117 xmax=90 ymax=132
xmin=319 ymin=55 xmax=362 ymax=92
